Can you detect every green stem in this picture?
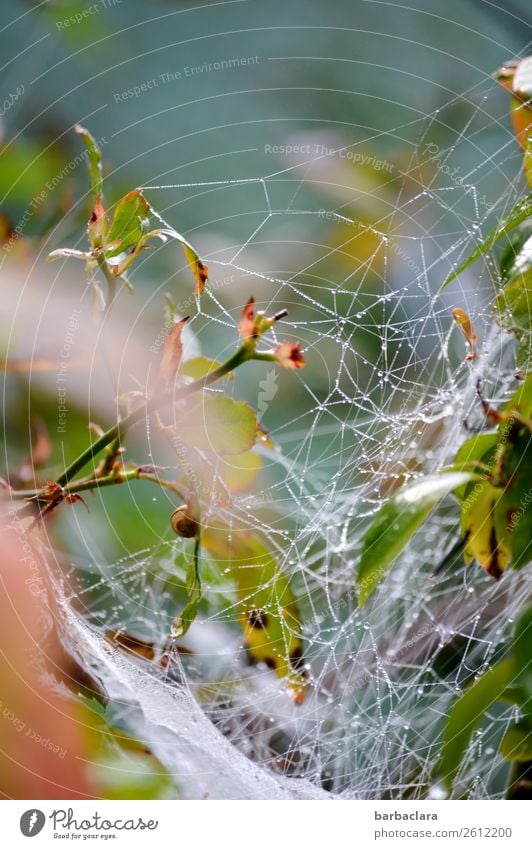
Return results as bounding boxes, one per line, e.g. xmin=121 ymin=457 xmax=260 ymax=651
xmin=69 ymin=469 xmax=186 ymax=498
xmin=18 ymin=344 xmax=252 ymax=497
xmin=100 ymin=435 xmax=121 ymax=475
xmin=11 ymin=468 xmax=186 ymax=502
xmin=251 ymin=352 xmax=276 ymax=362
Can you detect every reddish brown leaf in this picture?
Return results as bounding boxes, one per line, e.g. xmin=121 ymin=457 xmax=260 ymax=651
xmin=183 ymin=245 xmax=208 ymax=295
xmin=159 ymin=316 xmax=189 ymax=385
xmin=88 ymin=196 xmax=109 ymax=248
xmin=31 ymin=419 xmax=52 ymax=468
xmin=452 ymin=308 xmax=478 ymax=361
xmin=0 ymin=212 xmax=14 ymax=245
xmin=106 ymin=630 xmax=192 ymax=667
xmin=238 ymin=296 xmax=257 ymax=340
xmin=17 ymin=420 xmax=53 ymax=484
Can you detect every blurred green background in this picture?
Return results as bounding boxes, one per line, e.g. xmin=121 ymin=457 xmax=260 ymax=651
xmin=3 ymin=0 xmax=530 ymax=560
xmin=1 ymin=0 xmax=531 ymax=799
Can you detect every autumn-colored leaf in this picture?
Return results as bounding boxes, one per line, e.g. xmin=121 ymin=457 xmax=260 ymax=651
xmin=202 ymin=524 xmax=307 ymax=703
xmin=461 ymin=480 xmax=510 ymax=580
xmin=88 ymin=196 xmax=109 ymax=249
xmin=215 ymin=450 xmax=262 ymax=496
xmin=183 ymin=244 xmax=208 ymax=295
xmin=18 ymin=419 xmax=52 ymax=483
xmin=0 ymin=212 xmax=14 ymax=244
xmin=239 ymin=296 xmax=257 ymax=340
xmin=496 ymin=58 xmax=532 ymax=150
xmin=452 ymin=308 xmax=478 ymax=361
xmin=159 ymin=316 xmax=189 ymax=386
xmin=106 ymin=630 xmax=186 ymax=669
xmin=273 ymin=340 xmax=305 ymax=369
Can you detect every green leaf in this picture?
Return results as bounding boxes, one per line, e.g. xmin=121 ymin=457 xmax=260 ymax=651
xmin=175 ymin=395 xmax=257 ymax=455
xmin=525 ymin=137 xmax=532 ymax=190
xmin=441 ymin=195 xmax=532 ymax=289
xmin=202 ymin=524 xmax=307 ymax=702
xmin=216 ymin=450 xmax=262 ymax=495
xmin=75 ymin=124 xmax=103 ymax=203
xmin=357 ymin=472 xmax=479 ymax=607
xmin=439 ymin=656 xmax=516 ymax=794
xmin=513 ymin=608 xmax=532 ymax=708
xmin=171 ymin=537 xmax=201 ymax=638
xmin=453 ymin=434 xmax=497 ymax=500
xmin=179 ymin=357 xmax=234 ymax=381
xmin=105 ymin=189 xmax=151 ymax=257
xmin=494 ymin=269 xmax=532 ymax=373
xmin=504 ymin=232 xmax=532 ymax=283
xmin=500 ymin=721 xmax=532 ymax=762
xmin=504 ymin=373 xmax=532 ymax=419
xmin=159 ymin=317 xmax=188 ymax=386
xmin=494 ymin=429 xmax=532 ymax=571
xmin=498 ymin=222 xmax=532 ymax=283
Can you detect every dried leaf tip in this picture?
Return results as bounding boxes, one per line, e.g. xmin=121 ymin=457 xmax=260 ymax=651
xmin=452 ymin=308 xmax=478 ymax=362
xmin=183 ymin=245 xmax=208 ymax=295
xmin=238 ymin=296 xmax=257 ymax=340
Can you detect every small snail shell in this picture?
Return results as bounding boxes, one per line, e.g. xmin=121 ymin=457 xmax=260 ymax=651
xmin=170 ymin=506 xmax=198 ymax=538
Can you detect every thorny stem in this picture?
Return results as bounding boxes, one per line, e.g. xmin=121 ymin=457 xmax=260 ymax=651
xmin=12 ymin=343 xmax=253 ymax=504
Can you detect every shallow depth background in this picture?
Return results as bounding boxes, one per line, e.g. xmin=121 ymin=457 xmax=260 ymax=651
xmin=1 ymin=0 xmax=531 ymax=800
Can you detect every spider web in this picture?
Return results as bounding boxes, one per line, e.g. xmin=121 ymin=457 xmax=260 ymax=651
xmin=50 ymin=73 xmax=532 ymax=800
